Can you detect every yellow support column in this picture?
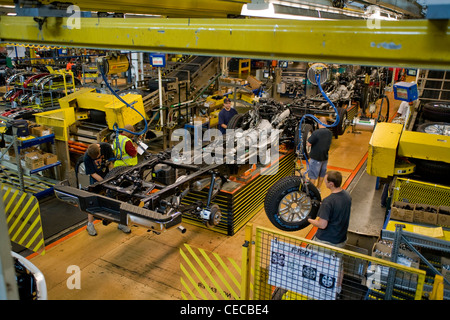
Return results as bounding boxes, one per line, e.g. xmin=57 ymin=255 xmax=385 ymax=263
xmin=241 ymin=223 xmax=253 ymax=300
xmin=430 ymin=274 xmax=444 ymax=300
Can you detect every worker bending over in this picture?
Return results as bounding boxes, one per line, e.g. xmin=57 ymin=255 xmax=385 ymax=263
xmin=84 ymin=143 xmax=131 ymax=236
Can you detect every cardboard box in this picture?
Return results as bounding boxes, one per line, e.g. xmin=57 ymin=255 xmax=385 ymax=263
xmin=193 ymin=116 xmax=209 ymax=124
xmin=438 ymin=206 xmax=450 ymax=227
xmin=372 ymin=242 xmax=395 ymax=261
xmin=31 ymin=125 xmax=53 ymax=137
xmin=24 ymin=152 xmax=44 ymax=170
xmin=246 ymin=75 xmax=262 ymax=90
xmin=414 ymin=203 xmax=438 ymax=225
xmin=390 ymin=201 xmax=414 ymax=222
xmin=372 ymin=241 xmax=420 ymax=268
xmin=42 ymin=152 xmax=58 ymax=165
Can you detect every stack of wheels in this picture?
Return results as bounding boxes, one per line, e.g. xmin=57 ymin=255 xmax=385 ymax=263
xmin=264 ymin=176 xmax=321 ymax=231
xmin=421 ymin=102 xmax=450 ymax=123
xmin=412 ymin=121 xmax=450 ymax=183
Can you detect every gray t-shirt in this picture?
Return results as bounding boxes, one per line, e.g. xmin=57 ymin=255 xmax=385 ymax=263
xmin=315 ymin=190 xmax=352 ymax=244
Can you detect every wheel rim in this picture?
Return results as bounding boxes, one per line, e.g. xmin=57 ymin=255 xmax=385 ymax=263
xmin=305 ymin=130 xmax=312 ymax=155
xmin=341 ymin=113 xmax=347 ymax=131
xmin=278 ymin=191 xmax=312 ymax=223
xmin=423 ymin=123 xmax=450 ymax=136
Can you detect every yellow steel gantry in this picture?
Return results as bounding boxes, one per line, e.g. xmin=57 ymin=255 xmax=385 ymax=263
xmin=0 ymin=16 xmax=449 ymax=70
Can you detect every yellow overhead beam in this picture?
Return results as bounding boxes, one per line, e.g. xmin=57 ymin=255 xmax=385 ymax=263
xmin=65 ymin=0 xmax=248 ymax=17
xmin=0 ymin=0 xmax=249 ymax=17
xmin=1 ymin=16 xmax=449 ymax=69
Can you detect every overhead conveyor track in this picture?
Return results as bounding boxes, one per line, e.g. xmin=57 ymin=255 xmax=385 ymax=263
xmin=170 ymin=56 xmax=213 ymax=82
xmin=0 ymin=17 xmax=449 ymax=70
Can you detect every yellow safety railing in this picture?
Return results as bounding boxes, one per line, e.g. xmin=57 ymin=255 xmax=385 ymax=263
xmin=392 ymin=177 xmax=450 ymax=207
xmin=250 ymin=225 xmax=428 ymax=300
xmin=180 ymin=223 xmax=446 ymax=300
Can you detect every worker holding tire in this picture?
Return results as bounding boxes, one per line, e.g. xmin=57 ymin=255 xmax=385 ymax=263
xmin=113 ymin=124 xmax=138 ymax=167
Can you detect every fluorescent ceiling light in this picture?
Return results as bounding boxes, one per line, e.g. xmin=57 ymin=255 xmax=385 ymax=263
xmin=241 ymin=3 xmax=330 ymax=20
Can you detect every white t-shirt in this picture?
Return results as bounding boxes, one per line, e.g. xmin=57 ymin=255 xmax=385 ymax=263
xmin=397 ymin=101 xmax=410 ymax=118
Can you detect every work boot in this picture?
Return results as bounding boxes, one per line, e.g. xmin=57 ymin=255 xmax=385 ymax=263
xmin=118 ymin=224 xmax=131 ymax=234
xmin=86 ymin=222 xmax=97 ymax=236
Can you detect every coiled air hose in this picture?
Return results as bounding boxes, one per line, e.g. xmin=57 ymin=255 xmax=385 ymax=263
xmin=297 ymin=73 xmax=340 ymax=174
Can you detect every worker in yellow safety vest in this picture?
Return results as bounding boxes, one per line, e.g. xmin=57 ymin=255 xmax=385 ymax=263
xmin=113 ymin=124 xmax=138 ymax=167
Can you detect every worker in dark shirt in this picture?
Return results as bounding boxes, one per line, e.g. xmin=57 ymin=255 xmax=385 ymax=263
xmin=307 ymin=170 xmax=351 ymax=296
xmin=84 ymin=142 xmax=115 ymax=185
xmin=218 ymin=98 xmax=238 ymax=134
xmin=308 ymin=170 xmax=352 ymax=248
xmin=307 ymin=117 xmax=332 ymax=189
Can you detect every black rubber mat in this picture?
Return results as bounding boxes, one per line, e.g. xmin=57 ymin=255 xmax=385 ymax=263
xmin=38 ymin=195 xmax=87 ymax=240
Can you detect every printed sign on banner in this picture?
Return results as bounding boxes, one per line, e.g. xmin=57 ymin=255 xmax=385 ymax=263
xmin=268 ymin=239 xmax=342 ymax=300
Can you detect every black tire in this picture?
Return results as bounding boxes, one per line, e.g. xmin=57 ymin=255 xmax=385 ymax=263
xmin=422 ymin=102 xmax=450 ymax=122
xmin=227 ymin=112 xmax=251 ymax=130
xmin=335 ymin=107 xmax=348 ymax=135
xmin=227 ymin=114 xmax=243 ymax=130
xmin=294 ymin=123 xmax=314 ymax=159
xmin=264 ymin=176 xmax=321 ymax=232
xmin=104 ymin=165 xmax=133 ymax=179
xmin=416 ymin=122 xmax=450 ymax=136
xmin=411 ymin=158 xmax=450 ymax=182
xmin=413 ymin=122 xmax=450 ymax=183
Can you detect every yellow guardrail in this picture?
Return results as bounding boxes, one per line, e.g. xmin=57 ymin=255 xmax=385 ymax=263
xmin=251 ymin=225 xmax=428 ymax=300
xmin=179 ymin=223 xmax=446 ymax=300
xmin=393 ymin=177 xmax=450 ymax=207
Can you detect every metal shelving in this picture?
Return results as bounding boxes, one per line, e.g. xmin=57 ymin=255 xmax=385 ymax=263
xmin=1 ymin=132 xmax=60 ymax=198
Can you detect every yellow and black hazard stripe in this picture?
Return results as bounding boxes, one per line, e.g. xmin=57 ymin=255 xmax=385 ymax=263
xmin=182 ymin=151 xmax=295 ymax=235
xmin=2 ymin=185 xmax=45 ymax=254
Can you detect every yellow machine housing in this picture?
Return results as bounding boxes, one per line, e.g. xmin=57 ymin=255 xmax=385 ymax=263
xmin=97 ymin=55 xmax=130 ymax=75
xmin=398 ymin=130 xmax=450 ymax=162
xmin=367 ymin=122 xmax=403 ymax=178
xmin=58 ymin=88 xmax=147 ymax=130
xmin=367 ymin=122 xmax=450 ymax=178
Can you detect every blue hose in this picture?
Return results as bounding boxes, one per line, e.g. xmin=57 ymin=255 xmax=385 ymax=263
xmin=99 ymin=67 xmax=148 ymax=161
xmin=297 ymin=73 xmax=341 ymax=171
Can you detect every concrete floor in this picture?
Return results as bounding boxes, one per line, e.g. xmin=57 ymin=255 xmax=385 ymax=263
xmin=24 ymin=124 xmax=387 ymax=300
xmin=17 ymin=88 xmax=404 ymax=300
